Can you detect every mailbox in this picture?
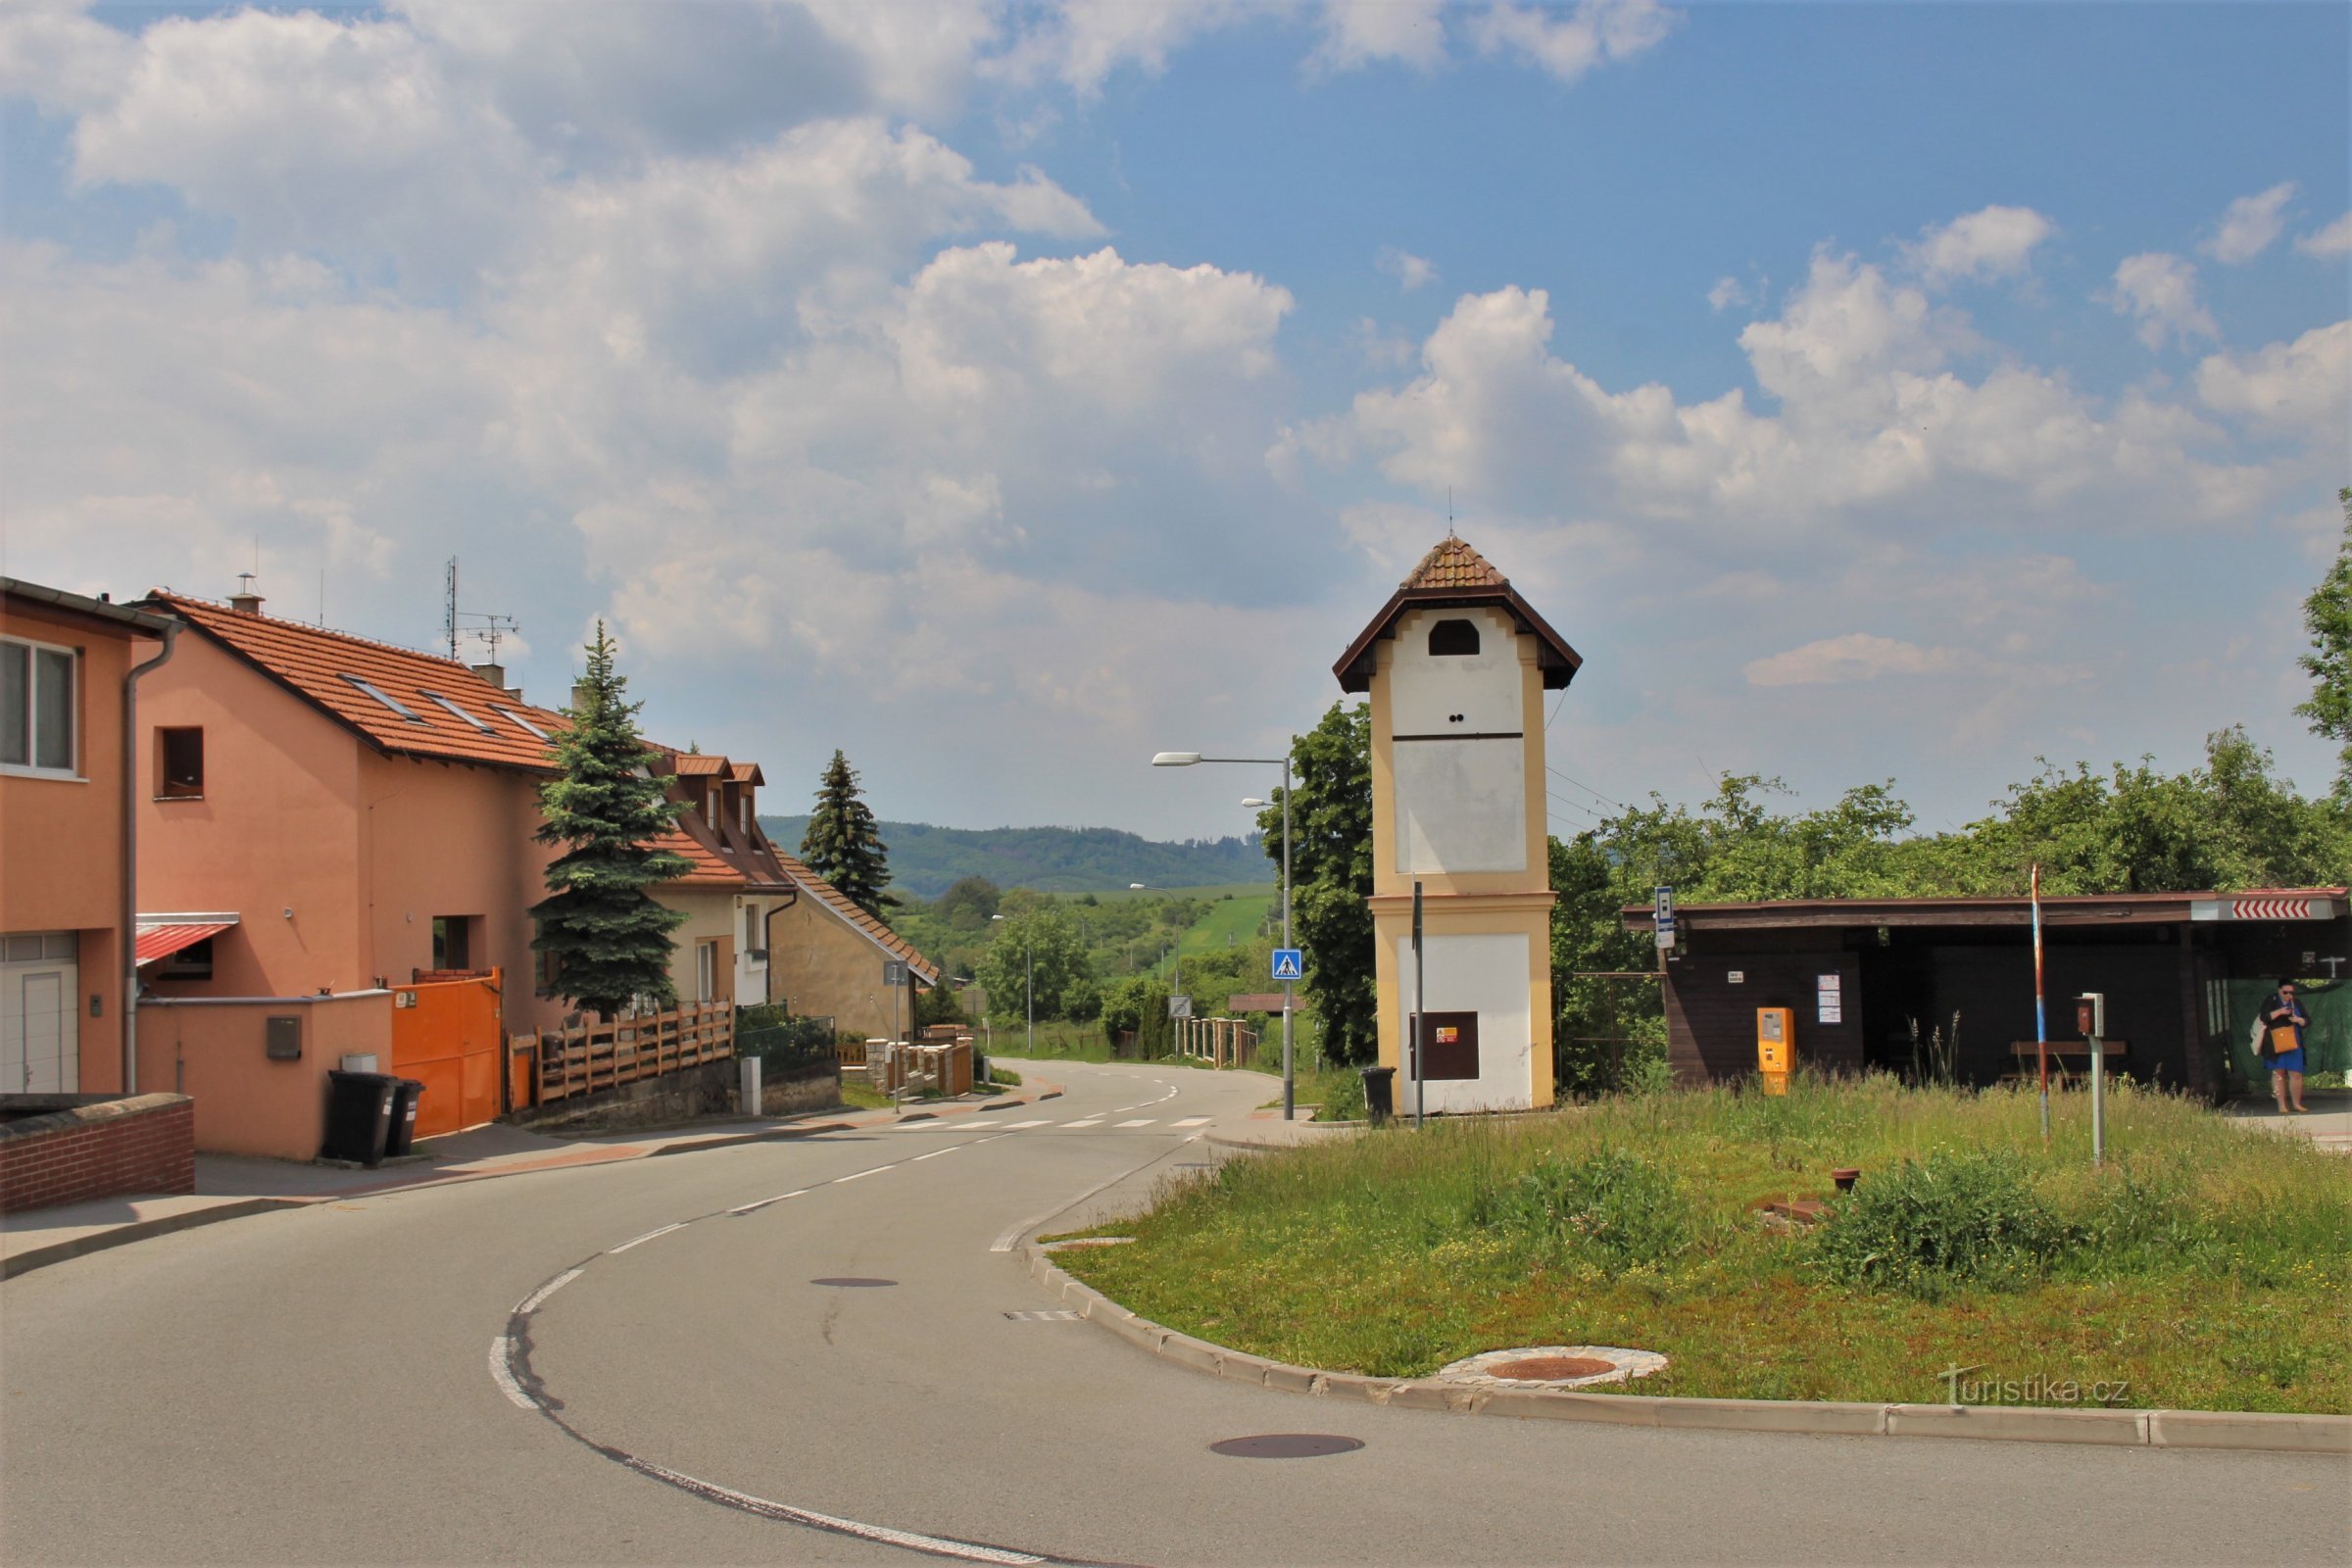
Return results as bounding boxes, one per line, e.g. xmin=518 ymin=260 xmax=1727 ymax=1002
xmin=2075 ymin=992 xmax=2105 ymax=1039
xmin=1756 ymin=1007 xmax=1793 ymax=1096
xmin=265 ymin=1014 xmax=302 ymax=1061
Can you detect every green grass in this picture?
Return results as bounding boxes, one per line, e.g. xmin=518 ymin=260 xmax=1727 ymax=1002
xmin=1091 ymin=881 xmax=1276 ymax=906
xmin=1173 ymin=891 xmax=1277 ymax=957
xmin=840 ymin=1083 xmax=893 ymax=1111
xmin=1055 ymin=1074 xmax=2351 ymax=1412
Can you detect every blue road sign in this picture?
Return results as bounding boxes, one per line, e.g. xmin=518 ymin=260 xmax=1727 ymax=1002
xmin=1271 ymin=949 xmax=1304 ymax=981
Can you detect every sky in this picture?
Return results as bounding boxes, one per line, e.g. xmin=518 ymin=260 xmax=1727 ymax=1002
xmin=2 ymin=0 xmax=2346 ymax=846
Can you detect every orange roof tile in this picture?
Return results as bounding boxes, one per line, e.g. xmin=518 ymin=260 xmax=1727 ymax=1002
xmin=671 ymin=755 xmax=730 ymax=776
xmin=1400 ymin=535 xmax=1508 ymax=590
xmin=771 ymin=849 xmax=939 ymax=984
xmin=1333 ymin=534 xmax=1583 ymax=695
xmin=146 ymin=591 xmax=574 ymax=772
xmin=650 ymin=824 xmax=747 ymax=887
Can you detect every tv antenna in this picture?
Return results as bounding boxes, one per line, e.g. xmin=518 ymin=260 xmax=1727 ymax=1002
xmin=442 ymin=557 xmax=517 ymax=666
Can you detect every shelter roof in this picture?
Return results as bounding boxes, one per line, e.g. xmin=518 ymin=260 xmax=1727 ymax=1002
xmin=1622 ymin=889 xmax=2349 ymax=932
xmin=1333 ymin=536 xmax=1582 ymax=693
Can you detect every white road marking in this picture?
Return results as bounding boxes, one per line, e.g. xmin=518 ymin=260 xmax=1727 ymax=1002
xmin=990 ymin=1132 xmax=1204 ymax=1252
xmin=831 ymin=1166 xmax=888 ymax=1184
xmin=1170 ymin=1116 xmax=1212 ymax=1127
xmin=1114 ymin=1119 xmax=1155 ymax=1128
xmin=1061 ymin=1119 xmax=1102 ymax=1128
xmin=1004 ymin=1119 xmax=1052 ymax=1129
xmin=607 ymin=1222 xmax=684 ymax=1253
xmin=615 ymin=1452 xmax=1045 ymax=1565
xmin=911 ymin=1148 xmax=958 ymax=1161
xmin=489 ymin=1337 xmax=536 ymax=1409
xmin=514 ymin=1268 xmax=582 ymax=1314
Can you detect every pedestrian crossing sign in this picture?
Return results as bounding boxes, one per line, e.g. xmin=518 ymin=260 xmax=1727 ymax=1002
xmin=1271 ymin=949 xmax=1304 ymax=981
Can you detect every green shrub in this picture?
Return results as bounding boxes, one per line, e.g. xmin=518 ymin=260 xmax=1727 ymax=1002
xmin=1316 ymin=1067 xmax=1367 ymax=1122
xmin=1472 ymin=1148 xmax=1691 ymax=1274
xmin=985 ymin=1066 xmax=1022 ymax=1087
xmin=1813 ymin=1149 xmax=2069 ymax=1298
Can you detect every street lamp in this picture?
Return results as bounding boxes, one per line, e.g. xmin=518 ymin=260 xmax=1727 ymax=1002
xmin=989 ymin=913 xmax=1033 ymax=1056
xmin=1152 ymin=745 xmax=1298 ymax=1119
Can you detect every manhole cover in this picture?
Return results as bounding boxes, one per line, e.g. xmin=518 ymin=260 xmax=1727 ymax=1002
xmin=1209 ymin=1434 xmax=1365 ymax=1459
xmin=808 ymin=1277 xmax=896 ymax=1288
xmin=1489 ymin=1354 xmax=1617 ymax=1381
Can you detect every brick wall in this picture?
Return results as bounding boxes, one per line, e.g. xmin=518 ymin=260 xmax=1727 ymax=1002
xmin=0 ymin=1095 xmax=196 ymax=1213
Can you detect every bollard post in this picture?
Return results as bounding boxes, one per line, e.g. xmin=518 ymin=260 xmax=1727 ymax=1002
xmin=740 ymin=1054 xmax=761 ymax=1118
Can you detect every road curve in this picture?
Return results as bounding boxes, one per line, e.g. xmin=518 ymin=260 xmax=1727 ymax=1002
xmin=3 ymin=1059 xmax=2345 ymax=1566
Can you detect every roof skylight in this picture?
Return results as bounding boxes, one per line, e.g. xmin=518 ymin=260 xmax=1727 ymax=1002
xmin=419 ymin=691 xmax=496 ymax=733
xmin=497 ymin=707 xmax=551 ymax=741
xmin=340 ymin=674 xmax=424 ymax=722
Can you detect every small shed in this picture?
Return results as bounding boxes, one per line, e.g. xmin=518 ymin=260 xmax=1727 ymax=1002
xmin=1622 ymin=889 xmax=2349 ymax=1098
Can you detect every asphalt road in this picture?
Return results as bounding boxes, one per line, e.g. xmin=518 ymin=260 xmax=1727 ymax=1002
xmin=3 ymin=1059 xmax=2346 ymax=1567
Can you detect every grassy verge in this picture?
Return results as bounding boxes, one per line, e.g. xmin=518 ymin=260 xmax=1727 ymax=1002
xmin=1055 ymin=1075 xmax=2350 ymax=1412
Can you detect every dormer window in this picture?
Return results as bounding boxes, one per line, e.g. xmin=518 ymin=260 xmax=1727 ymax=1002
xmin=420 ymin=691 xmax=495 ymax=733
xmin=1429 ymin=618 xmax=1480 ymax=657
xmin=341 ymin=674 xmax=423 ymax=722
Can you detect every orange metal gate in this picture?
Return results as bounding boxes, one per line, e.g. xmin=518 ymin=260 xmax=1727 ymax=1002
xmin=390 ymin=968 xmax=504 ymax=1140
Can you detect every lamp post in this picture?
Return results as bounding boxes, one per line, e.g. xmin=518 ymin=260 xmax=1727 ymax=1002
xmin=1152 ymin=746 xmax=1296 ymax=1119
xmin=990 ymin=913 xmax=1033 ymax=1055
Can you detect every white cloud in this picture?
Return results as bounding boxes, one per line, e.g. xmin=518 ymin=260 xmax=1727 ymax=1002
xmin=2295 ymin=212 xmax=2352 ymax=259
xmin=1469 ymin=0 xmax=1679 ymax=83
xmin=2194 ymin=320 xmax=2352 ymax=441
xmin=1376 ymin=245 xmax=1440 ymax=291
xmin=0 ymin=0 xmax=136 ymax=114
xmin=2103 ymin=253 xmax=2218 ymax=350
xmin=1903 ymin=205 xmax=2055 ymax=287
xmin=1311 ymin=0 xmax=1447 ymax=74
xmin=1743 ymin=633 xmax=1961 ymax=687
xmin=987 ymin=0 xmax=1254 ymax=97
xmin=1707 ymin=275 xmax=1748 ymax=312
xmin=2202 ymin=181 xmax=2296 ymax=265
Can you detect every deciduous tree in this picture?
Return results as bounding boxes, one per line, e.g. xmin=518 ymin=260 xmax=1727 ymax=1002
xmin=1259 ymin=702 xmax=1376 ymax=1066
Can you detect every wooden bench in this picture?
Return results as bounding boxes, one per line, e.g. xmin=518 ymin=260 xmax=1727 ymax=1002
xmin=2006 ymin=1040 xmax=2129 ymax=1087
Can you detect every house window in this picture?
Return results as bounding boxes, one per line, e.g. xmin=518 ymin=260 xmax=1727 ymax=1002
xmin=341 ymin=674 xmax=424 ymax=722
xmin=496 ymin=707 xmax=551 ymax=742
xmin=1428 ymin=618 xmax=1480 ymax=657
xmin=695 ymin=939 xmax=719 ymax=1003
xmin=157 ymin=935 xmax=214 ymax=979
xmin=2 ymin=636 xmax=78 ymax=776
xmin=420 ymin=691 xmax=495 ymax=733
xmin=158 ymin=726 xmax=205 ymax=798
xmin=431 ymin=915 xmax=474 ymax=971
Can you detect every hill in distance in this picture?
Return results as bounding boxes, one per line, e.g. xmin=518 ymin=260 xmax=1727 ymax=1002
xmin=760 ymin=816 xmax=1270 ymax=900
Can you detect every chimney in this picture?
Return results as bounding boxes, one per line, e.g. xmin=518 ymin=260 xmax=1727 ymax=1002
xmin=571 ymin=679 xmax=593 ymax=715
xmin=469 ymin=662 xmax=514 ymax=701
xmin=228 ymin=572 xmax=264 ymax=615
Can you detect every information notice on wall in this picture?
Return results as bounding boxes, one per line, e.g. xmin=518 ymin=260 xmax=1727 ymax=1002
xmin=1816 ymin=971 xmax=1843 ymax=1025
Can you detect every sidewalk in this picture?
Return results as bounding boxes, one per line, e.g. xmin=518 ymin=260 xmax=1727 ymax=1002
xmin=1 ymin=1082 xmax=1056 ymax=1280
xmin=2222 ymin=1088 xmax=2352 ymax=1152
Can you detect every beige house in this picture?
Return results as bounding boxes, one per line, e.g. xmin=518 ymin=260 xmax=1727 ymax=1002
xmin=647 ymin=752 xmax=935 ymax=1037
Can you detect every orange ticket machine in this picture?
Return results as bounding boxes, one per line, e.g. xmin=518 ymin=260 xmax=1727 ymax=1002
xmin=1756 ymin=1007 xmax=1794 ymax=1095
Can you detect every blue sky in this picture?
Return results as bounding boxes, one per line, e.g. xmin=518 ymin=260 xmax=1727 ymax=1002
xmin=2 ymin=1 xmax=2345 ymax=846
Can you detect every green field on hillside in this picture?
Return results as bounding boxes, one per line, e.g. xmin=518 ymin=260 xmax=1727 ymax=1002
xmin=1092 ymin=880 xmax=1275 ymax=905
xmin=1176 ymin=889 xmax=1277 ymax=956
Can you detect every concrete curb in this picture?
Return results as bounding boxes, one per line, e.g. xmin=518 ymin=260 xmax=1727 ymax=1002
xmin=5 ymin=1083 xmax=1075 ymax=1283
xmin=1 ymin=1198 xmax=305 ymax=1281
xmin=1020 ymin=1244 xmax=2352 ymax=1455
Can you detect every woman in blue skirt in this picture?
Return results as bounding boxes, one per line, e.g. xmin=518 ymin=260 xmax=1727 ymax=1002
xmin=2261 ymin=980 xmax=2310 ymax=1114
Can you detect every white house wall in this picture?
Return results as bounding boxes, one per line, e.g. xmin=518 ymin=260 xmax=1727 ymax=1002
xmin=1396 ymin=930 xmax=1532 ymax=1113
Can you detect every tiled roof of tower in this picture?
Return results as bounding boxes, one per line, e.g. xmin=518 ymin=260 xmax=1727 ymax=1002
xmin=1401 ymin=536 xmax=1508 ymax=590
xmin=145 ymin=591 xmax=572 ymax=770
xmin=1333 ymin=535 xmax=1584 ymax=694
xmin=772 ymin=848 xmax=940 ymax=984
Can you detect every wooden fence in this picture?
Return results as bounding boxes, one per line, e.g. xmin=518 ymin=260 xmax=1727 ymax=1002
xmin=521 ymin=1002 xmax=735 ymax=1104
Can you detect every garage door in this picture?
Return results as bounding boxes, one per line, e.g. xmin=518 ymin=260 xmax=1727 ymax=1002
xmin=3 ymin=932 xmax=79 ymax=1094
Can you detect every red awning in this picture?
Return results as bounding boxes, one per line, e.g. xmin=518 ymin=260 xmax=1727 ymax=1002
xmin=135 ymin=920 xmax=234 ymax=966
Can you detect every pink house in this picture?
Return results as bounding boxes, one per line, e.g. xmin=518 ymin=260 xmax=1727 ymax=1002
xmin=128 ymin=586 xmax=581 ymax=1155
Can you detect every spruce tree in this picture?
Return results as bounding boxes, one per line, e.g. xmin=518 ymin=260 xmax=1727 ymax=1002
xmin=530 ymin=623 xmax=691 ymax=1018
xmin=800 ymin=749 xmax=893 ymax=918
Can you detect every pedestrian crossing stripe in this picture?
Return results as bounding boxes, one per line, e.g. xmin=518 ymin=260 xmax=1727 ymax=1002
xmin=1004 ymin=1118 xmax=1052 ymax=1128
xmin=1170 ymin=1116 xmax=1211 ymax=1127
xmin=1062 ymin=1119 xmax=1103 ymax=1128
xmin=1114 ymin=1118 xmax=1154 ymax=1127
